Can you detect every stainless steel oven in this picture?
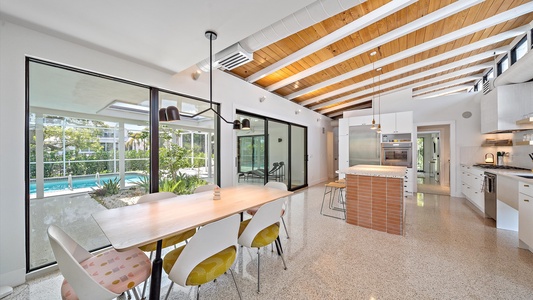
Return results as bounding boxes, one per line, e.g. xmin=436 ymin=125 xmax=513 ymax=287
xmin=381 ymin=142 xmax=412 ymax=168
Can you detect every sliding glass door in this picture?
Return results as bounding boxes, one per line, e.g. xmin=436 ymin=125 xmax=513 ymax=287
xmin=236 ymin=110 xmax=307 ymax=191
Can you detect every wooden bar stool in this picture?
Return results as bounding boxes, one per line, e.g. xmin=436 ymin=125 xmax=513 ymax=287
xmin=320 ymin=181 xmax=346 ymax=220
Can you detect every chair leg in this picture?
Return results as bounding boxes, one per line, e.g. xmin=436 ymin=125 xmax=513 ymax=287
xmin=256 ymin=248 xmax=261 ymax=293
xmin=126 ymin=290 xmax=132 ymax=300
xmin=164 ymin=282 xmax=174 ymax=300
xmin=196 ymin=285 xmax=200 ymax=300
xmin=275 ymin=238 xmax=288 ymax=270
xmin=132 ymin=287 xmax=141 ymax=300
xmin=228 ymin=268 xmax=242 ymax=300
xmin=281 ymin=216 xmax=289 ymax=239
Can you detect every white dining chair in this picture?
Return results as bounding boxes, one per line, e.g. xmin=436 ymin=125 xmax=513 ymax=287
xmin=163 ymin=214 xmax=241 ymax=300
xmin=48 ymin=225 xmax=151 ymax=300
xmin=239 ymin=198 xmax=287 ymax=293
xmin=246 ymin=181 xmax=290 ymax=238
xmin=193 ymin=183 xmax=220 ymax=193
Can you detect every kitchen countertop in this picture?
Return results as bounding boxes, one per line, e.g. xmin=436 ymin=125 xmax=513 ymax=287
xmin=338 ymin=165 xmax=407 ymax=178
xmin=466 ymin=164 xmax=533 ymax=182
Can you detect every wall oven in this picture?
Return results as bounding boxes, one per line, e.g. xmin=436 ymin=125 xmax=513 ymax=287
xmin=381 ymin=142 xmax=412 ymax=168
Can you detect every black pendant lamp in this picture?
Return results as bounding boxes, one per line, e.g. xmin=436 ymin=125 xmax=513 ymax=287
xmin=186 ymin=30 xmax=249 ymax=130
xmin=159 ymin=105 xmax=180 ymax=122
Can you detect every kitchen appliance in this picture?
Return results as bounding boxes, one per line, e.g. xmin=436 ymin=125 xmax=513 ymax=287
xmin=349 ymin=125 xmax=380 ymax=166
xmin=472 ymin=164 xmax=530 ymax=170
xmin=484 ymin=153 xmax=494 ymax=164
xmin=484 ymin=172 xmax=497 ymax=220
xmin=381 ymin=142 xmax=412 ymax=168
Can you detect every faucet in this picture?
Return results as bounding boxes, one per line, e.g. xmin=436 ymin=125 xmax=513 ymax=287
xmin=484 ymin=153 xmax=494 ymax=164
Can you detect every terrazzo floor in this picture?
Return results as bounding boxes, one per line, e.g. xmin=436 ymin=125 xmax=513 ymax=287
xmin=6 ymin=182 xmax=533 ymax=299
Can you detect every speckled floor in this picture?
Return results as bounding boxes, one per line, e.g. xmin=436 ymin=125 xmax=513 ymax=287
xmin=6 ymin=182 xmax=533 ymax=299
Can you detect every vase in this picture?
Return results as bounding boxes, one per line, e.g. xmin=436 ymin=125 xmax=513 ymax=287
xmin=497 ymin=156 xmax=503 ymax=166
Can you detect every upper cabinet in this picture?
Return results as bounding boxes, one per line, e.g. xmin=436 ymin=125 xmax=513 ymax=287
xmin=380 ymin=111 xmax=413 ymax=134
xmin=481 ymin=82 xmax=533 ymax=134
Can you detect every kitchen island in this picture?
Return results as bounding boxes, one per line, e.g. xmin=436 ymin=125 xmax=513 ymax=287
xmin=339 ymin=165 xmax=407 ymax=235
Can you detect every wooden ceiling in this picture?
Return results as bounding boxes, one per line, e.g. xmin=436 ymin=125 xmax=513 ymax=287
xmin=228 ymin=0 xmax=533 ymax=119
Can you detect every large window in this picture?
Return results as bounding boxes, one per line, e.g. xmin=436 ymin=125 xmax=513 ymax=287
xmin=27 ymin=59 xmax=218 ymax=270
xmin=511 ymin=36 xmax=528 ymax=64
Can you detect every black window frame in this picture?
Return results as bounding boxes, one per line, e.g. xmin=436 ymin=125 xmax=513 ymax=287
xmin=482 ymin=68 xmax=493 ymax=83
xmin=511 ymin=35 xmax=528 ymax=64
xmin=496 ymin=54 xmax=509 ymax=76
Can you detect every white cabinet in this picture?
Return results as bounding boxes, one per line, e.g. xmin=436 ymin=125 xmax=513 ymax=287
xmin=519 ymin=181 xmax=533 ymax=251
xmin=380 ymin=111 xmax=413 ymax=134
xmin=404 ymin=168 xmax=414 ymax=195
xmin=480 ymin=82 xmax=533 ymax=133
xmin=349 ymin=115 xmax=373 ymax=126
xmin=461 ymin=165 xmax=484 ymax=212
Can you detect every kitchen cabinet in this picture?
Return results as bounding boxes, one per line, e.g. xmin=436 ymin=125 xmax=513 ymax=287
xmin=349 ymin=115 xmax=373 ymax=126
xmin=404 ymin=168 xmax=414 ymax=195
xmin=519 ymin=181 xmax=533 ymax=251
xmin=461 ymin=165 xmax=484 ymax=212
xmin=480 ymin=82 xmax=533 ymax=133
xmin=380 ymin=111 xmax=413 ymax=134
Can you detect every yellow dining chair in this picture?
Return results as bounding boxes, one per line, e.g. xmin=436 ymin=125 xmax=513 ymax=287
xmin=162 ymin=214 xmax=241 ymax=300
xmin=239 ymin=198 xmax=287 ymax=293
xmin=246 ymin=182 xmax=290 ymax=238
xmin=48 ymin=225 xmax=151 ymax=300
xmin=136 ymin=192 xmax=196 ymax=298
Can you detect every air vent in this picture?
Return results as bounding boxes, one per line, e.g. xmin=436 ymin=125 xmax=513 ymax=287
xmin=483 ymin=78 xmax=494 ymax=94
xmin=216 ymin=43 xmax=253 ymax=70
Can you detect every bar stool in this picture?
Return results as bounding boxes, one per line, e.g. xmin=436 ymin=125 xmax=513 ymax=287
xmin=320 ymin=181 xmax=346 ymax=220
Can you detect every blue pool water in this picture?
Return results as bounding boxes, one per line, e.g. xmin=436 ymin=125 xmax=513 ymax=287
xmin=30 ymin=173 xmax=146 ymax=194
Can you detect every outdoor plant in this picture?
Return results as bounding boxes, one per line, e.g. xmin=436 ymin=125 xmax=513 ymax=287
xmin=92 ymin=177 xmax=120 ymax=196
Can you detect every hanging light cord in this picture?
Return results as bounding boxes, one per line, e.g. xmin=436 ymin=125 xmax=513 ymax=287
xmin=191 ymin=31 xmax=234 ymax=125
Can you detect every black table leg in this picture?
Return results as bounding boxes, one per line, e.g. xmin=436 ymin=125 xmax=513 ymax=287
xmin=149 ymin=240 xmax=163 ymax=300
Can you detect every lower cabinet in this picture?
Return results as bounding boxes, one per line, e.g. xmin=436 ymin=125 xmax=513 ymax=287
xmin=519 ymin=181 xmax=533 ymax=251
xmin=461 ymin=165 xmax=484 ymax=212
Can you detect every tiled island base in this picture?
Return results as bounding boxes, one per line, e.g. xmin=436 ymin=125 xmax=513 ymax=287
xmin=345 ymin=174 xmax=404 ymax=235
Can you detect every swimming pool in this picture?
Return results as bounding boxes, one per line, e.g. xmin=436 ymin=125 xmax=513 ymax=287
xmin=30 ymin=173 xmax=146 ymax=194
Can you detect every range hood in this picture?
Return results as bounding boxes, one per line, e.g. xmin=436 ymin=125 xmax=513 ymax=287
xmin=480 ymin=81 xmax=533 ymax=134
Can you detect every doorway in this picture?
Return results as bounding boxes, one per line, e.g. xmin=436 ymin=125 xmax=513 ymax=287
xmin=416 ymin=125 xmax=450 ymax=195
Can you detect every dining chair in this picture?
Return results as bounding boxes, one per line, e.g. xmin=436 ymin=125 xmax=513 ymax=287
xmin=162 ymin=214 xmax=241 ymax=300
xmin=239 ymin=198 xmax=287 ymax=293
xmin=193 ymin=183 xmax=220 ymax=193
xmin=246 ymin=182 xmax=290 ymax=238
xmin=136 ymin=191 xmax=196 ymax=298
xmin=47 ymin=225 xmax=151 ymax=300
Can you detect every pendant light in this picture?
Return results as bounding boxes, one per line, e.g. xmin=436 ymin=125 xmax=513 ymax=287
xmin=161 ymin=30 xmax=249 ymax=130
xmin=376 ymin=67 xmax=382 ymax=134
xmin=370 ymin=51 xmax=377 ymax=130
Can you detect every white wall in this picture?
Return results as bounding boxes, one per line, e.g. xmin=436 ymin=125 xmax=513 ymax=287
xmin=0 ymin=19 xmax=331 ymax=286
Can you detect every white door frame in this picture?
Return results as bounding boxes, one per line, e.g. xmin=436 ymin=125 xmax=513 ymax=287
xmin=414 ymin=121 xmax=457 ymax=197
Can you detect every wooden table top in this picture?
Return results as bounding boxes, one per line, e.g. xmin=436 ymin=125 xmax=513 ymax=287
xmin=92 ymin=185 xmax=292 ymax=251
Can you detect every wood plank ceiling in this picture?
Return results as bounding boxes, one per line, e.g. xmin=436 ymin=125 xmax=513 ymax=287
xmin=227 ymin=0 xmax=533 ymax=119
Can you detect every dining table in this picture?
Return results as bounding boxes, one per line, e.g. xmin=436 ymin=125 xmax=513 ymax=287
xmin=92 ymin=184 xmax=293 ymax=300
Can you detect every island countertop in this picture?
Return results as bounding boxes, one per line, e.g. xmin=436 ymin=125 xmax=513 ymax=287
xmin=338 ymin=165 xmax=407 ymax=178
